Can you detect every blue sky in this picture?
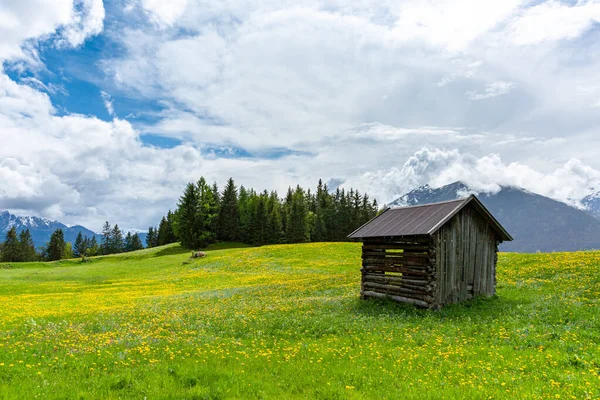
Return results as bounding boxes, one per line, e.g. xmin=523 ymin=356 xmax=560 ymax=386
xmin=1 ymin=0 xmax=600 ymax=230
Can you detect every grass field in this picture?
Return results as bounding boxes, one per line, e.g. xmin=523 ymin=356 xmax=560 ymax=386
xmin=0 ymin=242 xmax=599 ymax=399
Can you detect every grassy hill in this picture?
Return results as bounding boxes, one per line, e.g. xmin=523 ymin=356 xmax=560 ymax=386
xmin=0 ymin=243 xmax=599 ymax=399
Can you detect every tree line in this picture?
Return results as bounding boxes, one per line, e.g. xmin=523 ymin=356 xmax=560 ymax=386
xmin=0 ymin=222 xmax=144 ymax=262
xmin=147 ymin=177 xmax=379 ymax=250
xmin=0 ymin=177 xmax=380 ymax=262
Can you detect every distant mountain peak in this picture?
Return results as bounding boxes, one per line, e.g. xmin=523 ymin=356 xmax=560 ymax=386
xmin=387 ymin=181 xmax=600 ymax=253
xmin=583 ymin=190 xmax=600 ymax=219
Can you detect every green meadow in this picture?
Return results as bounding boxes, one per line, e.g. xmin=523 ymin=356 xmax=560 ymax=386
xmin=0 ymin=242 xmax=599 ymax=399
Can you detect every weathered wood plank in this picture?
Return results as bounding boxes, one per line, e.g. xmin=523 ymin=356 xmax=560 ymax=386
xmin=362 ymin=291 xmax=430 ymax=308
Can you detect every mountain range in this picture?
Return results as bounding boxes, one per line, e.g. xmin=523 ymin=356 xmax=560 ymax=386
xmin=388 ymin=182 xmax=600 ymax=253
xmin=0 ymin=211 xmax=147 ymax=249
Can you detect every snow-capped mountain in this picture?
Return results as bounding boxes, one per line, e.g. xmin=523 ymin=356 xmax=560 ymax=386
xmin=0 ymin=210 xmax=101 ymax=249
xmin=582 ymin=190 xmax=600 ymax=219
xmin=388 ymin=182 xmax=600 ymax=253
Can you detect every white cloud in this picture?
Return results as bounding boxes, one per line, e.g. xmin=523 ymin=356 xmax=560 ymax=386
xmin=506 ymin=1 xmax=600 ymax=46
xmin=344 ymin=147 xmax=600 ymax=206
xmin=100 ymin=91 xmax=114 ymax=116
xmin=137 ymin=0 xmax=189 ymax=28
xmin=0 ymin=0 xmax=104 ymax=64
xmin=467 ymin=81 xmax=515 ymax=100
xmin=57 ymin=0 xmax=105 ymax=48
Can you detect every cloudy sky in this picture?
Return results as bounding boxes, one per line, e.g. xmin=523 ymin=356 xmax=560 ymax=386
xmin=1 ymin=0 xmax=600 ymax=230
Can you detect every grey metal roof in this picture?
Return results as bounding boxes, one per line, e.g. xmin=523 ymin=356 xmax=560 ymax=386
xmin=348 ymin=195 xmax=513 ymax=241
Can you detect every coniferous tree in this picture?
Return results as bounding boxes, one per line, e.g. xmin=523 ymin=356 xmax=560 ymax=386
xmin=74 ymin=232 xmax=86 ymax=257
xmin=110 ymin=224 xmax=124 ymax=253
xmin=46 ymin=229 xmax=66 ymax=261
xmin=165 ymin=211 xmax=177 ymax=243
xmin=265 ymin=191 xmax=283 ymax=244
xmin=131 ymin=233 xmax=144 ymax=251
xmin=157 ymin=217 xmax=169 ymax=246
xmin=211 ymin=182 xmax=221 ymax=234
xmin=282 ymin=187 xmax=294 ymax=241
xmin=286 ymin=186 xmax=309 ymax=243
xmin=19 ymin=229 xmax=37 ymax=261
xmin=195 ymin=177 xmax=218 ymax=247
xmin=176 ymin=183 xmax=200 ymax=249
xmin=238 ymin=186 xmax=251 ymax=243
xmin=218 ymin=178 xmax=239 ymax=241
xmin=101 ymin=221 xmax=111 ymax=255
xmin=1 ymin=227 xmax=20 ymax=262
xmin=124 ymin=232 xmax=133 ymax=252
xmin=146 ymin=227 xmax=156 ymax=248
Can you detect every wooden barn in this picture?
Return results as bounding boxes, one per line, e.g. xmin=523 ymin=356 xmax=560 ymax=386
xmin=348 ymin=195 xmax=513 ymax=309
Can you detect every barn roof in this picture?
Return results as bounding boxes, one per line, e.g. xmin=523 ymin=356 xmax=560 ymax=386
xmin=348 ymin=195 xmax=513 ymax=241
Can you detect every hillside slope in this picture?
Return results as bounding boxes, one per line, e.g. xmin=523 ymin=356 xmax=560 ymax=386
xmin=389 ymin=182 xmax=600 ymax=252
xmin=0 ymin=243 xmax=599 ymax=399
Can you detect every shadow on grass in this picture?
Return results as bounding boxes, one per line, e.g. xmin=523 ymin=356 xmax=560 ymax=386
xmin=153 ymin=245 xmax=192 ymax=257
xmin=204 ymin=242 xmax=253 ymax=251
xmin=350 ymin=294 xmax=528 ymax=321
xmin=153 ymin=242 xmax=253 ymax=258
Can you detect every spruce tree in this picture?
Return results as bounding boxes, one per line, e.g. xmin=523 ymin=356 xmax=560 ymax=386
xmin=218 ymin=178 xmax=239 ymax=242
xmin=286 ymin=186 xmax=309 ymax=243
xmin=165 ymin=211 xmax=177 ymax=243
xmin=110 ymin=225 xmax=124 ymax=253
xmin=1 ymin=227 xmax=20 ymax=262
xmin=176 ymin=182 xmax=200 ymax=248
xmin=197 ymin=177 xmax=218 ymax=246
xmin=74 ymin=232 xmax=86 ymax=257
xmin=146 ymin=227 xmax=156 ymax=248
xmin=19 ymin=229 xmax=37 ymax=261
xmin=46 ymin=229 xmax=66 ymax=261
xmin=101 ymin=221 xmax=111 ymax=255
xmin=157 ymin=217 xmax=169 ymax=246
xmin=131 ymin=233 xmax=144 ymax=250
xmin=266 ymin=191 xmax=283 ymax=244
xmin=124 ymin=232 xmax=133 ymax=252
xmin=237 ymin=186 xmax=251 ymax=243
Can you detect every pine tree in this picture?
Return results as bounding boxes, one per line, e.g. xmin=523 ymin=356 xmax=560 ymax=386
xmin=157 ymin=217 xmax=169 ymax=246
xmin=176 ymin=183 xmax=200 ymax=249
xmin=218 ymin=178 xmax=239 ymax=242
xmin=282 ymin=187 xmax=294 ymax=242
xmin=101 ymin=221 xmax=111 ymax=255
xmin=110 ymin=225 xmax=124 ymax=253
xmin=1 ymin=227 xmax=20 ymax=262
xmin=165 ymin=211 xmax=177 ymax=243
xmin=124 ymin=232 xmax=133 ymax=252
xmin=74 ymin=232 xmax=86 ymax=257
xmin=146 ymin=227 xmax=156 ymax=248
xmin=19 ymin=229 xmax=37 ymax=261
xmin=46 ymin=229 xmax=66 ymax=261
xmin=238 ymin=186 xmax=251 ymax=243
xmin=131 ymin=233 xmax=144 ymax=251
xmin=286 ymin=186 xmax=309 ymax=243
xmin=249 ymin=191 xmax=268 ymax=245
xmin=266 ymin=191 xmax=283 ymax=244
xmin=197 ymin=177 xmax=219 ymax=246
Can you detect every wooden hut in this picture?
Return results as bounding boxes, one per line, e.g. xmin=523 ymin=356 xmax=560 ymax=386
xmin=348 ymin=195 xmax=512 ymax=308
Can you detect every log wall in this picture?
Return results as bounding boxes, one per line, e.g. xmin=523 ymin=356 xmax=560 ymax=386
xmin=361 ymin=235 xmax=437 ymax=308
xmin=434 ymin=203 xmax=499 ymax=306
